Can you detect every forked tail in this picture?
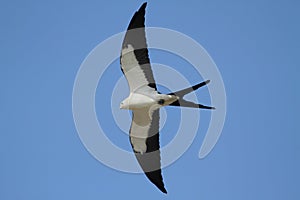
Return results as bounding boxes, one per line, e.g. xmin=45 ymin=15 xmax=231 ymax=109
xmin=168 ymin=80 xmax=215 ymax=109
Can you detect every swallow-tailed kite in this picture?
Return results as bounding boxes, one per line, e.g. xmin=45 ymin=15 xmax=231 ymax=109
xmin=120 ymin=2 xmax=215 ymax=194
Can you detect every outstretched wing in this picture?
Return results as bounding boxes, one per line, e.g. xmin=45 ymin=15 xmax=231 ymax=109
xmin=120 ymin=2 xmax=157 ymax=93
xmin=130 ymin=108 xmax=167 ymax=193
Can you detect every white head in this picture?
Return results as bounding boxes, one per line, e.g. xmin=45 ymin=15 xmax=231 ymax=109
xmin=120 ymin=98 xmax=130 ymax=109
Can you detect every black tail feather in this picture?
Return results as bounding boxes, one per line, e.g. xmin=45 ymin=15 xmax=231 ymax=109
xmin=168 ymin=80 xmax=215 ymax=109
xmin=168 ymin=80 xmax=210 ymax=97
xmin=170 ymin=99 xmax=215 ymax=109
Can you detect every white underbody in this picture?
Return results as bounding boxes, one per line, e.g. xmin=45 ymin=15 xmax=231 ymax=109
xmin=120 ymin=92 xmax=178 ymax=110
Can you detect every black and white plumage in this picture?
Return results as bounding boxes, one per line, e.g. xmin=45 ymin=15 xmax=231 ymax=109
xmin=120 ymin=2 xmax=215 ymax=194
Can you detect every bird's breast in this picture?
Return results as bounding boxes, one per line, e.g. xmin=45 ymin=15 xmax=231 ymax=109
xmin=126 ymin=93 xmax=156 ymax=109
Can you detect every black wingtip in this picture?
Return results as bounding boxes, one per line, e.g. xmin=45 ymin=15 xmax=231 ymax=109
xmin=155 ymin=182 xmax=167 ymax=194
xmin=156 ymin=183 xmax=168 ymax=194
xmin=126 ymin=2 xmax=147 ymax=31
xmin=140 ymin=2 xmax=147 ymax=10
xmin=205 ymin=79 xmax=210 ymax=84
xmin=161 ymin=187 xmax=168 ymax=194
xmin=145 ymin=170 xmax=167 ymax=194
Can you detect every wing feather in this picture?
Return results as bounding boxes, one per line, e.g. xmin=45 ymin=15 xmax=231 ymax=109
xmin=129 ymin=109 xmax=167 ymax=193
xmin=123 ymin=3 xmax=166 ymax=193
xmin=120 ymin=2 xmax=157 ymax=92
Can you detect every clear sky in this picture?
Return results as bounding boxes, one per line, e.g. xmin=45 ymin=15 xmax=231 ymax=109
xmin=1 ymin=0 xmax=299 ymax=199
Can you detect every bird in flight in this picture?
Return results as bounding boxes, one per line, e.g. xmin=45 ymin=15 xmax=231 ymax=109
xmin=120 ymin=2 xmax=215 ymax=194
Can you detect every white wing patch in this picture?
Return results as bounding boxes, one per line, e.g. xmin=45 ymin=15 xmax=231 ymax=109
xmin=130 ymin=107 xmax=156 ymax=154
xmin=121 ymin=44 xmax=152 ymax=93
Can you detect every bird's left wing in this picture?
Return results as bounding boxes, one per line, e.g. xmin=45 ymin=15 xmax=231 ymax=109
xmin=120 ymin=2 xmax=157 ymax=93
xmin=130 ymin=108 xmax=167 ymax=193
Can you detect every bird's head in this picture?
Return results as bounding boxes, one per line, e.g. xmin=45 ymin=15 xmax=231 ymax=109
xmin=120 ymin=99 xmax=129 ymax=109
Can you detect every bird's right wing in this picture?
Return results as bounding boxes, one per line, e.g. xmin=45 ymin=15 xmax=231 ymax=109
xmin=120 ymin=2 xmax=157 ymax=93
xmin=129 ymin=108 xmax=167 ymax=193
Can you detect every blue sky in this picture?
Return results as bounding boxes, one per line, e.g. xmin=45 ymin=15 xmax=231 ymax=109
xmin=1 ymin=0 xmax=299 ymax=199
